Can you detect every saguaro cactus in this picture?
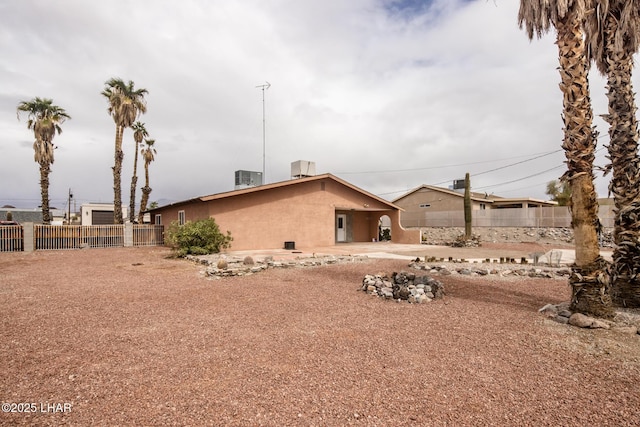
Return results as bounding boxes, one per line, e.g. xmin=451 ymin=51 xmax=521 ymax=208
xmin=464 ymin=173 xmax=472 ymax=240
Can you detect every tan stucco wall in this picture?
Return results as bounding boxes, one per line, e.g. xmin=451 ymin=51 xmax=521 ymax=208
xmin=153 ymin=177 xmax=420 ymax=250
xmin=213 ymin=180 xmax=335 ymax=250
xmin=395 ymin=188 xmax=494 ymax=229
xmin=395 ymin=188 xmax=464 ymax=212
xmin=395 ymin=188 xmax=461 ymax=228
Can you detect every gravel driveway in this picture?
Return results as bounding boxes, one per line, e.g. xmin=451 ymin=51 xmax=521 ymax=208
xmin=1 ymin=246 xmax=639 ymax=426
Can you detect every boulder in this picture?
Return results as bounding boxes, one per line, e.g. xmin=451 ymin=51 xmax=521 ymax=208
xmin=538 ymin=304 xmax=559 ymax=319
xmin=568 ymin=313 xmax=596 ymax=328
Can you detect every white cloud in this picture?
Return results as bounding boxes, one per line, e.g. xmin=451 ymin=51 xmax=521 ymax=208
xmin=0 ymin=0 xmax=636 ymax=211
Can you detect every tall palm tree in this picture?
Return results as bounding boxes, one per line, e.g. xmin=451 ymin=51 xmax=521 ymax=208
xmin=138 ymin=138 xmax=156 ymax=224
xmin=16 ymin=97 xmax=70 ymax=225
xmin=101 ymin=78 xmax=148 ymax=224
xmin=519 ymin=0 xmax=613 ymax=317
xmin=129 ymin=121 xmax=149 ymax=223
xmin=584 ymin=1 xmax=640 ymax=307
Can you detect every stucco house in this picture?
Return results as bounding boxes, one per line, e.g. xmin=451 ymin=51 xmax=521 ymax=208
xmin=80 ymin=203 xmax=128 ymax=225
xmin=393 ymin=184 xmax=557 ymax=228
xmin=148 ymin=173 xmax=420 ymax=251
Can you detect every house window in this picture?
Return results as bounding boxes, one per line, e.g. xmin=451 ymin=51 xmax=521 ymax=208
xmin=480 ymin=203 xmax=486 ymax=210
xmin=155 ymin=214 xmax=162 ymax=225
xmin=178 ymin=210 xmax=185 ymax=225
xmin=419 ymin=204 xmax=431 ymax=208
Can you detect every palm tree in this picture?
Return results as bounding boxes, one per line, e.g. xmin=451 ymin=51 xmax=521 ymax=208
xmin=16 ymin=97 xmax=70 ymax=225
xmin=138 ymin=138 xmax=156 ymax=224
xmin=101 ymin=78 xmax=148 ymax=224
xmin=584 ymin=1 xmax=640 ymax=307
xmin=519 ymin=0 xmax=613 ymax=317
xmin=129 ymin=121 xmax=149 ymax=223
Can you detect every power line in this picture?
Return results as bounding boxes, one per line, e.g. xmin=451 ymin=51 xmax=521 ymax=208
xmin=473 ymin=165 xmax=565 ymax=191
xmin=471 ymin=146 xmax=607 ymax=190
xmin=424 ymin=150 xmax=563 ymax=188
xmin=336 ymin=149 xmax=562 ymax=175
xmin=472 ymin=150 xmax=561 ymax=177
xmin=376 ymin=145 xmax=608 ymax=197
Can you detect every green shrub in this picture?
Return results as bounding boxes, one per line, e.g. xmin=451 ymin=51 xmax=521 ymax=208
xmin=166 ymin=218 xmax=233 ymax=257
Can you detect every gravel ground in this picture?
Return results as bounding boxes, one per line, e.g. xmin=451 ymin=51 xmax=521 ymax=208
xmin=1 ymin=246 xmax=640 ymax=426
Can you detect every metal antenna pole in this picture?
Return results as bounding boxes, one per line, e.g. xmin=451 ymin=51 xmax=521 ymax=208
xmin=256 ymin=81 xmax=270 ymax=184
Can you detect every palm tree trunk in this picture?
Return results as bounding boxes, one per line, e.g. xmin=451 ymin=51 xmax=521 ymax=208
xmin=139 ymin=187 xmax=152 ymax=224
xmin=556 ymin=13 xmax=613 ymax=317
xmin=129 ymin=175 xmax=137 ymax=223
xmin=113 ymin=125 xmax=124 ymax=224
xmin=602 ymin=18 xmax=640 ymax=308
xmin=129 ymin=144 xmax=139 ymax=223
xmin=39 ymin=162 xmax=51 ymax=225
xmin=138 ymin=164 xmax=151 ymax=224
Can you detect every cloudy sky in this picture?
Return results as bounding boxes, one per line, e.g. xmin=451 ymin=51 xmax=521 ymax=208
xmin=1 ymin=0 xmax=636 ymax=212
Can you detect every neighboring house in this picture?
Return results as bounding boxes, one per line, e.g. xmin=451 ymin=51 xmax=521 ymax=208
xmin=393 ymin=185 xmax=558 ymax=228
xmin=80 ymin=203 xmax=129 ymax=225
xmin=0 ymin=208 xmax=68 ymax=224
xmin=1 ymin=208 xmax=44 ymax=224
xmin=148 ymin=173 xmax=420 ymax=251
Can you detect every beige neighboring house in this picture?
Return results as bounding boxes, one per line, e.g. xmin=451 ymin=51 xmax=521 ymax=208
xmin=148 ymin=174 xmax=420 ymax=251
xmin=393 ymin=185 xmax=557 ymax=228
xmin=80 ymin=203 xmax=129 ymax=225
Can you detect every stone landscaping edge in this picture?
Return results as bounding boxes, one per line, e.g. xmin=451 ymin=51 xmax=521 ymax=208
xmin=187 ymin=251 xmax=640 ymax=335
xmin=187 ymin=252 xmax=572 ymax=279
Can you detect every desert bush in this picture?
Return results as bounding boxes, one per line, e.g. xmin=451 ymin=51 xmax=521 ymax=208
xmin=166 ymin=218 xmax=233 ymax=257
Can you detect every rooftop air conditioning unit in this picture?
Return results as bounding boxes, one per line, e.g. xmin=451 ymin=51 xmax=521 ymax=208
xmin=291 ymin=160 xmax=316 ymax=179
xmin=235 ymin=170 xmax=263 ymax=190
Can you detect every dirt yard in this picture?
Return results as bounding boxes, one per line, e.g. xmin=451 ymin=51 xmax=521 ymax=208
xmin=1 ymin=246 xmax=639 ymax=426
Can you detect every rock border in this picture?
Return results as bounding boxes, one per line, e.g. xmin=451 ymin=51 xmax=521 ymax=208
xmin=187 ymin=254 xmax=371 ymax=278
xmin=361 ymin=271 xmax=445 ymax=304
xmin=409 ymin=260 xmax=571 ymax=279
xmin=539 ymin=302 xmax=640 ymax=334
xmin=187 ymin=252 xmax=639 ymax=335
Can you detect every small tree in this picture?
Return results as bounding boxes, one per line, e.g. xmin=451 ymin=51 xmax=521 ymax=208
xmin=546 ymin=179 xmax=571 ymax=206
xmin=166 ymin=218 xmax=233 ymax=257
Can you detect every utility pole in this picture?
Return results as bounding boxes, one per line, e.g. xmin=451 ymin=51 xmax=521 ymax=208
xmin=255 ymin=81 xmax=271 ymax=184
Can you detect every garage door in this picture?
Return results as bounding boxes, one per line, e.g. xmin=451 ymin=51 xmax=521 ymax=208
xmin=91 ymin=210 xmax=114 ymax=225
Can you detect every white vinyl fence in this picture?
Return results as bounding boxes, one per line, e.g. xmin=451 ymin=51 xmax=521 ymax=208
xmin=401 ymin=205 xmax=615 ymax=228
xmin=0 ymin=225 xmax=23 ymax=252
xmin=35 ymin=225 xmax=124 ymax=250
xmin=0 ymin=223 xmax=164 ymax=252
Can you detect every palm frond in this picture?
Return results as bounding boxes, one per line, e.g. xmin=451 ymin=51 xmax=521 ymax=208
xmin=518 ymin=0 xmax=585 ymax=39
